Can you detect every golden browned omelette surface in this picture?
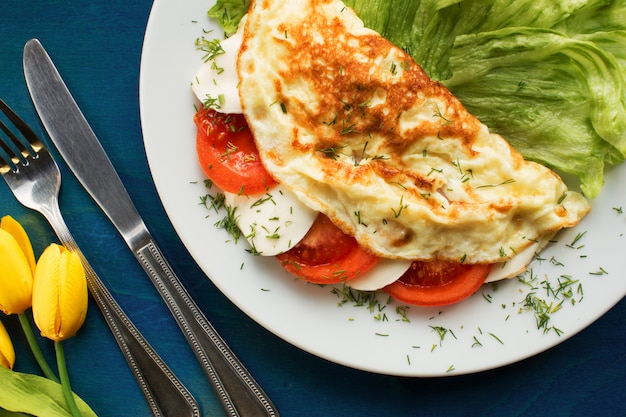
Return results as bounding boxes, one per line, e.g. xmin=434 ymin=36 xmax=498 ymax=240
xmin=237 ymin=0 xmax=591 ymax=264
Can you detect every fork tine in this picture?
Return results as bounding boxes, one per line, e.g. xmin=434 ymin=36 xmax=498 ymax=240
xmin=0 ymin=99 xmax=44 ymax=174
xmin=0 ymin=99 xmax=41 ymax=155
xmin=0 ymin=120 xmax=22 ymax=173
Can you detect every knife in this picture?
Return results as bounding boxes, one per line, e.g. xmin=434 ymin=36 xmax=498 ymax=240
xmin=23 ymin=38 xmax=279 ymax=417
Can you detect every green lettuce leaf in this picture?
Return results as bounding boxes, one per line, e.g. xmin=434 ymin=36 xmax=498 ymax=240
xmin=444 ymin=27 xmax=625 ymax=197
xmin=208 ymin=0 xmax=250 ymax=36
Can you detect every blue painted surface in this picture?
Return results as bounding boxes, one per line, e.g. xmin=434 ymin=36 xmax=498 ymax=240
xmin=1 ymin=1 xmax=625 ymax=416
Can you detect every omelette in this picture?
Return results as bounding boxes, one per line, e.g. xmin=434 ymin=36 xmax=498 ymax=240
xmin=233 ymin=0 xmax=591 ymax=265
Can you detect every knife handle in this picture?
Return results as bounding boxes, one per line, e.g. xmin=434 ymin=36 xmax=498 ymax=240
xmin=135 ymin=239 xmax=279 ymax=417
xmin=42 ymin=204 xmax=201 ymax=417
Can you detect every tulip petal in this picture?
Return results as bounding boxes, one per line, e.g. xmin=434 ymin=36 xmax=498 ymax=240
xmin=0 ymin=228 xmax=34 ymax=315
xmin=32 ymin=244 xmax=87 ymax=341
xmin=0 ymin=319 xmax=16 ymax=369
xmin=1 ymin=215 xmax=36 ymax=274
xmin=32 ymin=244 xmax=62 ymax=340
xmin=58 ymin=250 xmax=87 ymax=339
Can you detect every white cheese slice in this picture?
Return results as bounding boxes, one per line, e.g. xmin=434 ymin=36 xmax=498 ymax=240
xmin=485 ymin=234 xmax=553 ymax=283
xmin=192 ymin=28 xmax=243 ymax=114
xmin=347 ymin=258 xmax=413 ymax=291
xmin=223 ymin=184 xmax=317 ymax=256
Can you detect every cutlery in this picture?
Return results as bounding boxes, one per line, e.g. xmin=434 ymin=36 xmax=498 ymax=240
xmin=23 ymin=38 xmax=279 ymax=417
xmin=0 ymin=98 xmax=200 ymax=417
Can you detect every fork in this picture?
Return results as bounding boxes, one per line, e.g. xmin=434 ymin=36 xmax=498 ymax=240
xmin=0 ymin=98 xmax=201 ymax=417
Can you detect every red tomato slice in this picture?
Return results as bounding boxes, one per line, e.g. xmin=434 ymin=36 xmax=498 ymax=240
xmin=383 ymin=261 xmax=493 ymax=307
xmin=276 ymin=214 xmax=380 ymax=284
xmin=194 ymin=108 xmax=277 ymax=195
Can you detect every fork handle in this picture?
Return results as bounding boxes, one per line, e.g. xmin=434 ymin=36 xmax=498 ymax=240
xmin=42 ymin=204 xmax=200 ymax=417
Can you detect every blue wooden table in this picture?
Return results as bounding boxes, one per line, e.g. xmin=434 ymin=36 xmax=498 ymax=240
xmin=1 ymin=1 xmax=625 ymax=416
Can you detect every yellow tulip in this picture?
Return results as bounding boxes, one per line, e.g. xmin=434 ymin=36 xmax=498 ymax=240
xmin=0 ymin=215 xmax=37 ymax=315
xmin=0 ymin=319 xmax=15 ymax=369
xmin=1 ymin=216 xmax=37 ymax=272
xmin=32 ymin=244 xmax=88 ymax=342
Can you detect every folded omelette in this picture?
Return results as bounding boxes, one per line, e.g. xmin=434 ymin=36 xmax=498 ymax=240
xmin=237 ymin=0 xmax=591 ymax=264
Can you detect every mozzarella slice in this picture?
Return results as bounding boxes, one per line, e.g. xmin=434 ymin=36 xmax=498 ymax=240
xmin=485 ymin=234 xmax=553 ymax=283
xmin=347 ymin=258 xmax=412 ymax=291
xmin=192 ymin=26 xmax=243 ymax=114
xmin=485 ymin=243 xmax=539 ymax=283
xmin=223 ymin=184 xmax=317 ymax=256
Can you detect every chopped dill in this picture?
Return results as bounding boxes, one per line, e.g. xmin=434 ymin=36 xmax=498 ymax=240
xmin=471 ymin=336 xmax=483 ymax=348
xmin=214 ymin=205 xmax=241 ymax=243
xmin=200 ymin=192 xmax=226 ymax=213
xmin=476 ymin=179 xmax=516 ymax=189
xmin=488 ymin=333 xmax=504 ymax=345
xmin=194 ymin=36 xmax=225 ymax=62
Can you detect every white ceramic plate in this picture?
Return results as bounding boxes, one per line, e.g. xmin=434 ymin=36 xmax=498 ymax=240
xmin=139 ymin=0 xmax=626 ymax=377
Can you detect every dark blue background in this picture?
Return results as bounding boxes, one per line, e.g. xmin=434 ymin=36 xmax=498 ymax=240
xmin=1 ymin=1 xmax=625 ymax=416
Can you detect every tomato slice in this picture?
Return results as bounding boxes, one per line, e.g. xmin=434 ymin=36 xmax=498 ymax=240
xmin=194 ymin=108 xmax=277 ymax=195
xmin=383 ymin=261 xmax=493 ymax=307
xmin=276 ymin=214 xmax=380 ymax=284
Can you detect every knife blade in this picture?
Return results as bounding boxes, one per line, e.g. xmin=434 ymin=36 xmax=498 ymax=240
xmin=23 ymin=38 xmax=279 ymax=417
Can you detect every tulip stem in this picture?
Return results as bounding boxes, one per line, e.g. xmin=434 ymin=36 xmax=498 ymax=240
xmin=55 ymin=341 xmax=82 ymax=417
xmin=17 ymin=313 xmax=59 ymax=382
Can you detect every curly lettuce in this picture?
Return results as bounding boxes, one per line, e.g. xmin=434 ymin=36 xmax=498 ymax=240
xmin=444 ymin=27 xmax=626 ymax=198
xmin=208 ymin=0 xmax=249 ymax=36
xmin=207 ymin=0 xmax=626 ymax=197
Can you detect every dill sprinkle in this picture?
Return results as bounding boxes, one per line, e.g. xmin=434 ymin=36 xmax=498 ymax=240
xmin=194 ymin=36 xmax=225 ymax=62
xmin=472 ymin=336 xmax=483 ymax=348
xmin=589 ymin=267 xmax=608 ymax=276
xmin=488 ymin=333 xmax=504 ymax=345
xmin=476 ymin=179 xmax=516 ymax=189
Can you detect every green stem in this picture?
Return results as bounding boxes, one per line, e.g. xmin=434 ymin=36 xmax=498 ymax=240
xmin=17 ymin=313 xmax=59 ymax=382
xmin=54 ymin=341 xmax=82 ymax=417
